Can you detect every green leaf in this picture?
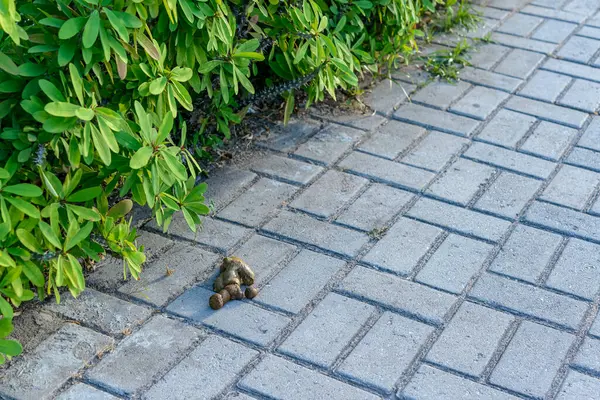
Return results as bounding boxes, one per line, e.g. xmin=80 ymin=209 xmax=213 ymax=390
xmin=137 ymin=33 xmax=160 ymax=60
xmin=0 ymin=319 xmax=14 ymax=338
xmin=39 ymin=221 xmax=62 ymax=248
xmin=16 ymin=229 xmax=43 ymax=253
xmin=156 ymin=112 xmax=173 ymax=144
xmin=171 ymin=81 xmax=193 ymax=111
xmin=0 ymin=52 xmax=17 ymax=76
xmin=149 ymin=76 xmax=168 ymax=95
xmin=113 ymin=11 xmax=142 ymax=28
xmin=58 ymin=17 xmax=87 ymax=40
xmin=0 ymin=296 xmax=13 ymax=319
xmin=44 ymin=102 xmax=80 ymax=117
xmin=2 ymin=184 xmax=42 ymax=197
xmin=161 ymin=150 xmax=187 ymax=180
xmin=64 ymin=221 xmax=93 ymax=251
xmin=107 ymin=199 xmax=133 ymax=218
xmin=28 ymin=45 xmax=59 ymax=53
xmin=104 ymin=8 xmax=128 ymax=42
xmin=4 ymin=196 xmax=40 ymax=219
xmin=67 ymin=204 xmax=101 ymax=221
xmin=197 ymin=60 xmax=222 ymax=74
xmin=82 ymin=10 xmax=100 ymax=48
xmin=130 ymin=146 xmax=153 ymax=169
xmin=66 ymin=186 xmax=102 ymax=202
xmin=0 ymin=168 xmax=9 ymax=179
xmin=57 ymin=42 xmax=77 ymax=67
xmin=17 ymin=63 xmax=45 ymax=77
xmin=134 ymin=101 xmax=151 ymax=142
xmin=0 ymin=250 xmax=16 ymax=268
xmin=0 ymin=339 xmax=22 ymax=357
xmin=170 ymin=67 xmax=193 ymax=82
xmin=75 ymin=107 xmax=95 ymax=121
xmin=69 ymin=64 xmax=84 ymax=106
xmin=232 ymin=52 xmax=265 ymax=61
xmin=90 ymin=124 xmax=111 ymax=165
xmin=22 ymin=261 xmax=44 ymax=287
xmin=38 ymin=80 xmax=66 ymax=102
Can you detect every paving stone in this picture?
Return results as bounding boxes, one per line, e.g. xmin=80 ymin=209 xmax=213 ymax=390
xmin=491 ymin=32 xmax=557 ymax=54
xmin=578 ymin=25 xmax=600 ymax=40
xmin=255 ymin=119 xmax=322 ymax=152
xmin=167 ymin=285 xmax=290 ymax=346
xmin=250 ymin=153 xmax=323 ymax=185
xmin=449 ymin=86 xmax=510 ymax=120
xmin=279 ymin=293 xmax=373 ymax=368
xmin=337 ymin=311 xmax=434 ymax=393
xmin=401 ymin=364 xmax=519 ymax=400
xmin=519 ymin=70 xmax=572 ymax=103
xmin=472 ymin=5 xmax=510 ymax=20
xmin=531 ymin=0 xmax=568 ymax=9
xmin=426 ymin=302 xmax=513 ymax=377
xmin=475 ymin=172 xmax=542 ymax=219
xmin=593 ymin=196 xmax=600 ymax=216
xmin=309 ymin=110 xmax=386 ymax=132
xmin=559 ymin=79 xmax=600 ymax=113
xmin=336 ymin=184 xmax=413 ymax=231
xmin=469 ymin=273 xmax=588 ymax=329
xmin=572 ymin=149 xmax=600 ymax=174
xmin=542 ymin=166 xmax=599 ymax=210
xmin=557 ymin=370 xmax=600 ymax=400
xmin=468 ymin=44 xmax=510 ymax=70
xmin=203 ymin=168 xmax=257 ymax=211
xmin=477 ymin=109 xmax=537 ymax=148
xmin=546 ymin=239 xmax=600 ymax=300
xmin=262 ymin=210 xmax=369 ymax=257
xmin=363 ymin=217 xmax=442 ymax=275
xmin=339 ymin=151 xmax=435 ymax=190
xmin=525 ymin=201 xmax=600 ymax=242
xmin=136 ymin=230 xmax=176 ymax=261
xmin=363 ymin=78 xmax=414 ymax=115
xmin=504 ymin=96 xmax=587 ymax=129
xmin=218 ymin=178 xmax=296 ymax=226
xmin=224 ymin=392 xmax=256 ymax=400
xmin=392 ymin=64 xmax=431 ymax=86
xmin=589 ymin=11 xmax=600 ymax=27
xmin=357 ymin=120 xmax=425 ymax=160
xmin=294 ymin=124 xmax=366 ymax=165
xmin=408 ymin=197 xmax=511 ymax=242
xmin=86 ymin=316 xmax=200 ymax=396
xmin=460 ymin=67 xmax=523 ymax=93
xmin=558 ymin=36 xmax=600 ymax=64
xmin=45 ymin=288 xmax=152 ymax=336
xmin=532 ymin=19 xmax=577 ymax=43
xmin=119 ymin=243 xmax=220 ymax=307
xmin=291 ymin=170 xmax=368 ymax=218
xmin=520 ymin=121 xmax=578 ymax=161
xmin=0 ymin=324 xmax=113 ymax=400
xmin=339 ymin=266 xmax=457 ymax=325
xmin=487 ymin=0 xmax=529 ymax=10
xmin=411 ymin=80 xmax=471 ymax=110
xmin=239 ymin=355 xmax=380 ymax=400
xmin=521 ymin=5 xmax=586 ymax=23
xmin=563 ymin=0 xmax=600 ymax=15
xmin=489 ymin=224 xmax=562 ymax=283
xmin=579 ymin=117 xmax=600 ymax=151
xmin=494 ymin=49 xmax=546 ymax=79
xmin=464 ymin=142 xmax=556 ymax=179
xmin=426 ymin=158 xmax=496 ymax=205
xmin=256 ymin=250 xmax=345 ymax=314
xmin=416 ymin=234 xmax=493 ymax=294
xmin=143 ymin=335 xmax=258 ymax=400
xmin=490 ymin=321 xmax=574 ymax=398
xmin=497 ymin=13 xmax=544 ymax=37
xmin=402 ymin=130 xmax=467 ymax=171
xmin=573 ymin=336 xmax=600 ymax=375
xmin=543 ymin=58 xmax=600 ymax=83
xmin=393 ymin=103 xmax=480 ymax=137
xmin=591 ymin=312 xmax=600 ymax=338
xmin=56 ymin=384 xmax=119 ymax=400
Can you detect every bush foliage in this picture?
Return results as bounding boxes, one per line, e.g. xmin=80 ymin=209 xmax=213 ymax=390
xmin=0 ymin=0 xmax=461 ymax=362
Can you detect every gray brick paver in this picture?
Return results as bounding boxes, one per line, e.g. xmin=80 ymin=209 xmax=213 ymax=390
xmin=498 ymin=13 xmax=544 ymax=37
xmin=449 ymin=86 xmax=510 ymax=121
xmin=401 ymin=131 xmax=468 ymax=171
xmin=532 ymin=19 xmax=577 ymax=43
xmin=569 ymin=147 xmax=600 ymax=172
xmin=411 ymin=80 xmax=471 ymax=110
xmin=494 ymin=49 xmax=545 ymax=79
xmin=491 ymin=32 xmax=556 ymax=54
xmin=525 ymin=201 xmax=600 ymax=242
xmin=357 ymin=120 xmax=425 ymax=160
xmin=518 ymin=70 xmax=572 ymax=102
xmin=477 ymin=109 xmax=537 ymax=148
xmin=541 ymin=165 xmax=600 ymax=210
xmin=557 ymin=36 xmax=600 ymax=64
xmin=56 ymin=384 xmax=119 ymax=400
xmin=556 ymin=370 xmax=600 ymax=400
xmin=504 ymin=96 xmax=588 ymax=129
xmin=579 ymin=117 xmax=600 ymax=151
xmin=546 ymin=239 xmax=600 ymax=300
xmin=558 ymin=79 xmax=600 ymax=113
xmin=573 ymin=337 xmax=600 ymax=375
xmin=520 ymin=121 xmax=578 ymax=161
xmin=393 ymin=103 xmax=480 ymax=136
xmin=426 ymin=158 xmax=496 ymax=205
xmin=294 ymin=124 xmax=366 ymax=165
xmin=459 ymin=67 xmax=523 ymax=93
xmin=474 ymin=171 xmax=542 ymax=219
xmin=469 ymin=44 xmax=511 ymax=70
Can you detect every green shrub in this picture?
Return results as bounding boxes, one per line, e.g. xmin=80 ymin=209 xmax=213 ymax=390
xmin=0 ymin=0 xmax=461 ymax=363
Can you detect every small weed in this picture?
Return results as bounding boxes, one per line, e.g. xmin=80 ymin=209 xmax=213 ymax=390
xmin=474 ymin=32 xmax=494 ymax=43
xmin=423 ymin=39 xmax=472 ymax=81
xmin=434 ymin=0 xmax=482 ymax=33
xmin=368 ymin=227 xmax=388 ymax=240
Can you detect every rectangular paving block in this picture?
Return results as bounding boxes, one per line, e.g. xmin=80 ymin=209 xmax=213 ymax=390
xmin=491 ymin=32 xmax=556 ymax=54
xmin=217 ymin=178 xmax=296 ymax=226
xmin=546 ymin=239 xmax=600 ymax=300
xmin=460 ymin=67 xmax=523 ymax=93
xmin=487 ymin=0 xmax=529 ymax=10
xmin=573 ymin=337 xmax=600 ymax=374
xmin=203 ymin=168 xmax=257 ymax=211
xmin=337 ymin=311 xmax=434 ymax=393
xmin=45 ymin=288 xmax=152 ymax=336
xmin=363 ymin=78 xmax=413 ymax=115
xmin=504 ymin=96 xmax=587 ymax=129
xmin=519 ymin=70 xmax=572 ymax=103
xmin=450 ymin=86 xmax=510 ymax=121
xmin=339 ymin=151 xmax=435 ymax=190
xmin=489 ymin=224 xmax=562 ymax=283
xmin=250 ymin=153 xmax=323 ymax=185
xmin=118 ymin=243 xmax=220 ymax=307
xmin=358 ymin=120 xmax=425 ymax=160
xmin=262 ymin=210 xmax=369 ymax=257
xmin=256 ymin=250 xmax=345 ymax=314
xmin=477 ymin=109 xmax=537 ymax=148
xmin=557 ymin=36 xmax=600 ymax=64
xmin=143 ymin=335 xmax=258 ymax=400
xmin=532 ymin=20 xmax=577 ymax=43
xmin=557 ymin=370 xmax=600 ymax=400
xmin=531 ymin=0 xmax=568 ymax=9
xmin=255 ymin=119 xmax=321 ymax=152
xmin=475 ymin=172 xmax=542 ymax=219
xmin=426 ymin=302 xmax=513 ymax=377
xmin=363 ymin=217 xmax=442 ymax=275
xmin=294 ymin=124 xmax=366 ymax=165
xmin=291 ymin=170 xmax=368 ymax=218
xmin=279 ymin=293 xmax=374 ymax=368
xmin=401 ymin=364 xmax=519 ymax=400
xmin=136 ymin=230 xmax=176 ymax=261
xmin=0 ymin=324 xmax=113 ymax=400
xmin=579 ymin=26 xmax=600 ymax=40
xmin=411 ymin=80 xmax=471 ymax=110
xmin=407 ymin=197 xmax=511 ymax=242
xmin=525 ymin=201 xmax=600 ymax=242
xmin=402 ymin=131 xmax=468 ymax=172
xmin=56 ymin=384 xmax=118 ymax=400
xmin=416 ymin=234 xmax=493 ymax=294
xmin=426 ymin=158 xmax=496 ymax=205
xmin=543 ymin=58 xmax=600 ymax=83
xmin=521 ymin=5 xmax=586 ymax=23
xmin=579 ymin=117 xmax=600 ymax=151
xmin=541 ymin=166 xmax=600 ymax=210
xmin=490 ymin=321 xmax=574 ymax=398
xmin=520 ymin=121 xmax=578 ymax=161
xmin=494 ymin=49 xmax=546 ymax=79
xmin=464 ymin=142 xmax=556 ymax=179
xmin=336 ymin=183 xmax=413 ymax=231
xmin=87 ymin=315 xmax=199 ymax=396
xmin=339 ymin=266 xmax=457 ymax=325
xmin=559 ymin=79 xmax=600 ymax=113
xmin=166 ymin=285 xmax=291 ymax=346
xmin=469 ymin=44 xmax=511 ymax=70
xmin=469 ymin=273 xmax=588 ymax=329
xmin=564 ymin=0 xmax=600 ymax=14
xmin=568 ymin=147 xmax=600 ymax=173
xmin=239 ymin=355 xmax=380 ymax=400
xmin=393 ymin=103 xmax=480 ymax=137
xmin=497 ymin=13 xmax=543 ymax=37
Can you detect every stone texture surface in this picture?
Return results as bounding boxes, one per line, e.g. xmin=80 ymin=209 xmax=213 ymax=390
xmin=474 ymin=171 xmax=542 ymax=218
xmin=402 ymin=130 xmax=468 ymax=171
xmin=56 ymin=384 xmax=119 ymax=400
xmin=520 ymin=121 xmax=578 ymax=161
xmin=426 ymin=158 xmax=496 ymax=205
xmin=393 ymin=103 xmax=480 ymax=136
xmin=519 ymin=70 xmax=572 ymax=102
xmin=357 ymin=120 xmax=425 ymax=159
xmin=476 ymin=109 xmax=537 ymax=148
